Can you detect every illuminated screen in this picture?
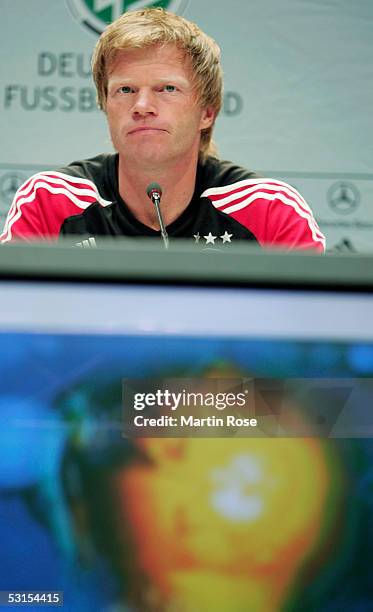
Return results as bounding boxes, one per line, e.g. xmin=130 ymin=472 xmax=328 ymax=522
xmin=1 ymin=281 xmax=373 ymax=611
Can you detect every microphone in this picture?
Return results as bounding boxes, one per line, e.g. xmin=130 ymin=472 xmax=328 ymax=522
xmin=146 ymin=182 xmax=169 ymax=250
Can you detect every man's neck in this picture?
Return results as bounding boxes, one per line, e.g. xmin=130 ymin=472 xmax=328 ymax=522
xmin=117 ymin=152 xmax=199 ymax=230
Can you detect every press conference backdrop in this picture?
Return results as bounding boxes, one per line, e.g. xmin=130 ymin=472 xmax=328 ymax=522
xmin=1 ymin=0 xmax=372 ymax=251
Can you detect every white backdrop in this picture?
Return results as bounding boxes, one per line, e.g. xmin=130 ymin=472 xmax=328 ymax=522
xmin=1 ymin=0 xmax=372 ymax=251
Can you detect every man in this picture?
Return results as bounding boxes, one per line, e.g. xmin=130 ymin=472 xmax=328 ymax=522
xmin=0 ymin=8 xmax=325 ymax=251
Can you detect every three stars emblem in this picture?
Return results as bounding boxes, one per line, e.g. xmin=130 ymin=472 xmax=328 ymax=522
xmin=194 ymin=231 xmax=233 ymax=244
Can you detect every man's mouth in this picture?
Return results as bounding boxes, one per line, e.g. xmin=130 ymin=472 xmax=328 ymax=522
xmin=128 ymin=127 xmax=167 ymax=134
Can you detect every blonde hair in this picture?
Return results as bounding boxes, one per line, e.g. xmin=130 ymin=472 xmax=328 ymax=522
xmin=91 ymin=8 xmax=223 ymax=160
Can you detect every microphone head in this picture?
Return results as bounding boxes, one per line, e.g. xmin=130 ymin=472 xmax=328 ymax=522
xmin=146 ymin=182 xmax=162 ymax=200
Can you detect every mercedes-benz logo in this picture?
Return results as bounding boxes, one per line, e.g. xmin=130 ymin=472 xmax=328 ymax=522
xmin=327 ymin=181 xmax=360 ymax=215
xmin=0 ymin=172 xmax=26 ymax=204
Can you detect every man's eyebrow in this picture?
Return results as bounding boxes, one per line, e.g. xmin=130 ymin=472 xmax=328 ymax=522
xmin=156 ymin=76 xmax=190 ymax=85
xmin=107 ymin=75 xmax=190 ymax=87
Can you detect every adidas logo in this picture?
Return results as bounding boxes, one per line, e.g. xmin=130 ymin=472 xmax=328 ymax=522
xmin=75 ymin=237 xmax=97 ymax=248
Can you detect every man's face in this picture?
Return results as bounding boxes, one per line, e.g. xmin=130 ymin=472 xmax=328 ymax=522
xmin=105 ymin=44 xmax=215 ymax=168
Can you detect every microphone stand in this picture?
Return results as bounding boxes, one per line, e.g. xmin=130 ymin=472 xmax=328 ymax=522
xmin=147 ymin=184 xmax=169 ymax=250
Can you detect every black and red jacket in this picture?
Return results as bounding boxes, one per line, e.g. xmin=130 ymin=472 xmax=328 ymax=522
xmin=0 ymin=153 xmax=325 ymax=251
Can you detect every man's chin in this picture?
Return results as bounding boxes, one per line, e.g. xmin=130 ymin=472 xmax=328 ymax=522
xmin=122 ymin=148 xmax=177 ymax=168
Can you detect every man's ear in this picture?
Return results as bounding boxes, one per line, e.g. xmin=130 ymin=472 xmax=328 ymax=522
xmin=200 ymin=107 xmax=215 ymax=130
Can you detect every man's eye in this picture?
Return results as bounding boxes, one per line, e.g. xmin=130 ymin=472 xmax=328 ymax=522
xmin=118 ymin=86 xmax=133 ymax=94
xmin=163 ymin=85 xmax=177 ymax=92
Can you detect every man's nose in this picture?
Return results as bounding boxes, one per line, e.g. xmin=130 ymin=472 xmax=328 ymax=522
xmin=132 ymin=88 xmax=157 ymax=117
